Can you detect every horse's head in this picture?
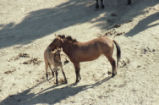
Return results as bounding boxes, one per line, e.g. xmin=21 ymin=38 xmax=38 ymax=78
xmin=49 ymin=35 xmax=64 ymax=51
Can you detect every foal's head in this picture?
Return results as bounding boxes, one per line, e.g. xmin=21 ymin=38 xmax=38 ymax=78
xmin=49 ymin=35 xmax=77 ymax=51
xmin=49 ymin=35 xmax=64 ymax=51
xmin=52 ymin=48 xmax=61 ymax=64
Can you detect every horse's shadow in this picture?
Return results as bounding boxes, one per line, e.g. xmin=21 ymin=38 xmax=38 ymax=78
xmin=0 ymin=77 xmax=111 ymax=105
xmin=126 ymin=11 xmax=159 ymax=36
xmin=1 ymin=0 xmax=153 ymax=49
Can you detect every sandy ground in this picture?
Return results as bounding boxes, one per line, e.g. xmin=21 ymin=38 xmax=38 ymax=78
xmin=0 ymin=0 xmax=159 ymax=105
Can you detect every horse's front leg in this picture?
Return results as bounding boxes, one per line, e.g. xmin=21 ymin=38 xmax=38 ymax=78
xmin=73 ymin=62 xmax=81 ymax=84
xmin=96 ymin=0 xmax=99 ymax=9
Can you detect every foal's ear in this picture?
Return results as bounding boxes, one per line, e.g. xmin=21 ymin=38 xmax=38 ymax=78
xmin=57 ymin=36 xmax=64 ymax=42
xmin=57 ymin=35 xmax=65 ymax=39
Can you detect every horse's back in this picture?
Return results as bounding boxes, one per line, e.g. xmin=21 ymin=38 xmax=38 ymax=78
xmin=71 ymin=36 xmax=113 ymax=62
xmin=98 ymin=36 xmax=114 ymax=54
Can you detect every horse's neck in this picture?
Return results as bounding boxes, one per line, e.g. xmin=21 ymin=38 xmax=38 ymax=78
xmin=62 ymin=42 xmax=75 ymax=57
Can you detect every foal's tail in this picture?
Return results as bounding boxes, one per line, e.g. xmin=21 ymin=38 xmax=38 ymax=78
xmin=113 ymin=40 xmax=121 ymax=67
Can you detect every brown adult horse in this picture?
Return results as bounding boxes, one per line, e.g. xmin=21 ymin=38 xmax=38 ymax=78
xmin=49 ymin=35 xmax=121 ymax=84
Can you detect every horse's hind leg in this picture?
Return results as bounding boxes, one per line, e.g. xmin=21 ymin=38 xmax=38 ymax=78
xmin=105 ymin=55 xmax=117 ymax=77
xmin=73 ymin=62 xmax=81 ymax=84
xmin=100 ymin=0 xmax=104 ymax=9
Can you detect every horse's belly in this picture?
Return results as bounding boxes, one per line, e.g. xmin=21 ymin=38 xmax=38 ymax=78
xmin=77 ymin=53 xmax=101 ymax=62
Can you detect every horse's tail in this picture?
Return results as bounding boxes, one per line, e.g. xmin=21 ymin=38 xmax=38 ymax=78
xmin=113 ymin=40 xmax=121 ymax=67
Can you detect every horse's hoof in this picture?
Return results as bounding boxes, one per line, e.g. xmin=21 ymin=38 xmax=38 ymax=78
xmin=73 ymin=80 xmax=79 ymax=85
xmin=112 ymin=72 xmax=117 ymax=77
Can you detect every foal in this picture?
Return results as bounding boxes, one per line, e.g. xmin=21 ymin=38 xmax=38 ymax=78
xmin=44 ymin=46 xmax=67 ymax=84
xmin=50 ymin=35 xmax=121 ymax=84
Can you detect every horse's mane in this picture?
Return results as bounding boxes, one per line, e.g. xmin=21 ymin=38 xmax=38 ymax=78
xmin=57 ymin=35 xmax=77 ymax=42
xmin=65 ymin=36 xmax=77 ymax=42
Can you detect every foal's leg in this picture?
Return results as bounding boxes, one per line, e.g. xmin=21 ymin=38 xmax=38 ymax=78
xmin=54 ymin=68 xmax=58 ymax=84
xmin=96 ymin=0 xmax=99 ymax=9
xmin=45 ymin=63 xmax=49 ymax=80
xmin=73 ymin=62 xmax=81 ymax=84
xmin=100 ymin=0 xmax=104 ymax=9
xmin=51 ymin=70 xmax=55 ymax=78
xmin=60 ymin=65 xmax=67 ymax=84
xmin=49 ymin=65 xmax=55 ymax=78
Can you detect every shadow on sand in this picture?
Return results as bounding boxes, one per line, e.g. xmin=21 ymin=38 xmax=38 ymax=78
xmin=126 ymin=11 xmax=159 ymax=36
xmin=1 ymin=0 xmax=158 ymax=48
xmin=0 ymin=77 xmax=111 ymax=105
xmin=120 ymin=0 xmax=159 ymax=36
xmin=0 ymin=0 xmax=109 ymax=49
